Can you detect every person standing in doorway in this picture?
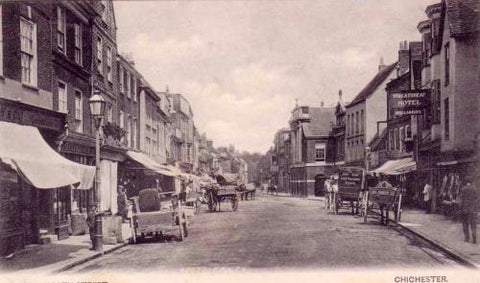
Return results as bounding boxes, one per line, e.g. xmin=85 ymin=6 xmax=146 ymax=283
xmin=423 ymin=182 xmax=432 ymax=213
xmin=86 ymin=205 xmax=97 ymax=250
xmin=458 ymin=176 xmax=478 ymax=244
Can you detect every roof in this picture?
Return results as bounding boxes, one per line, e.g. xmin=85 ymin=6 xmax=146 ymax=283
xmin=445 ymin=0 xmax=480 ymax=36
xmin=347 ymin=63 xmax=397 ymax=107
xmin=302 ymin=107 xmax=335 ymax=137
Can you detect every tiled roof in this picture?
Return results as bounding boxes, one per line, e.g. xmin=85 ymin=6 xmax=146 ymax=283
xmin=445 ymin=0 xmax=480 ymax=36
xmin=302 ymin=107 xmax=335 ymax=137
xmin=347 ymin=63 xmax=397 ymax=107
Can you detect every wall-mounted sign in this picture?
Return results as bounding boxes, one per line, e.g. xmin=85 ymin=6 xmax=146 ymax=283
xmin=389 ymin=90 xmax=430 ymax=116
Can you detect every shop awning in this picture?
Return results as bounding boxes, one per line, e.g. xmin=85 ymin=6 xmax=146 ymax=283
xmin=371 ymin=157 xmax=416 ymax=175
xmin=126 ymin=151 xmax=177 ymax=177
xmin=165 ymin=165 xmax=191 ymax=179
xmin=0 ymin=121 xmax=95 ymax=189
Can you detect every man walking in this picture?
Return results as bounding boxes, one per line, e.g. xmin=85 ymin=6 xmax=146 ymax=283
xmin=458 ymin=176 xmax=478 ymax=244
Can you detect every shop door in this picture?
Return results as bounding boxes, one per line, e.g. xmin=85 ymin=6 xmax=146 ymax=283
xmin=0 ymin=166 xmax=24 ymax=255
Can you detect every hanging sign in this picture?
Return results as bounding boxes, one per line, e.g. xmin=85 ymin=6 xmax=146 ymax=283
xmin=390 ymin=90 xmax=430 ymax=116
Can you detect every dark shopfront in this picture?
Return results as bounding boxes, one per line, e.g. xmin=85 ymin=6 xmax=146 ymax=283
xmin=0 ymin=99 xmax=67 ymax=254
xmin=119 ymin=152 xmax=177 ymax=199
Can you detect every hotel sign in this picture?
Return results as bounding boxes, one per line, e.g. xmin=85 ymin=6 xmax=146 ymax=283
xmin=390 ymin=90 xmax=429 ymax=116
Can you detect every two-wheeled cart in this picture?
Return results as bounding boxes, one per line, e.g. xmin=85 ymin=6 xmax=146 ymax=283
xmin=205 ymin=184 xmax=239 ymax=212
xmin=334 ymin=167 xmax=365 ymax=215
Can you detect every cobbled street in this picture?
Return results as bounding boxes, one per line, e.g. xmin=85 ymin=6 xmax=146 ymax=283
xmin=65 ymin=194 xmax=461 ymax=272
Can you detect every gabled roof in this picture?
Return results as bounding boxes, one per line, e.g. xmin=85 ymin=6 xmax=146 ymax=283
xmin=302 ymin=107 xmax=335 ymax=138
xmin=445 ymin=0 xmax=480 ymax=36
xmin=347 ymin=63 xmax=397 ymax=107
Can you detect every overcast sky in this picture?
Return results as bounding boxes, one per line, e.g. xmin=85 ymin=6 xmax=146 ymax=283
xmin=114 ymin=0 xmax=437 ymax=154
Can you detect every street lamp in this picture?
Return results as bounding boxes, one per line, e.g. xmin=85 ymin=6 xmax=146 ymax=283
xmin=89 ymin=91 xmax=106 ymax=252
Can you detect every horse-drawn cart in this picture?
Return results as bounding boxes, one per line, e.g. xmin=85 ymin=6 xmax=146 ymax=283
xmin=130 ymin=189 xmax=188 ymax=243
xmin=205 ymin=185 xmax=239 ymax=212
xmin=334 ymin=167 xmax=365 ymax=215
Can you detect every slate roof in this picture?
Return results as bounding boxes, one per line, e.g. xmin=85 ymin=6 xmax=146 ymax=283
xmin=445 ymin=0 xmax=480 ymax=36
xmin=302 ymin=107 xmax=335 ymax=137
xmin=347 ymin=62 xmax=397 ymax=107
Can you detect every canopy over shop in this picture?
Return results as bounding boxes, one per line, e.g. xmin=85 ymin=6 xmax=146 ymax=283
xmin=121 ymin=151 xmax=186 ymax=197
xmin=0 ymin=121 xmax=96 ymax=189
xmin=369 ymin=157 xmax=419 ymax=209
xmin=0 ymin=121 xmax=96 ymax=255
xmin=371 ymin=157 xmax=416 ymax=176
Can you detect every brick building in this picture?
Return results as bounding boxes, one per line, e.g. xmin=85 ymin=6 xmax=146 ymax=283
xmin=289 ymin=105 xmax=336 ymax=197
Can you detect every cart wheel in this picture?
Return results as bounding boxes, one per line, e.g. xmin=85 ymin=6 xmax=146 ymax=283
xmin=231 ymin=196 xmax=239 ymax=211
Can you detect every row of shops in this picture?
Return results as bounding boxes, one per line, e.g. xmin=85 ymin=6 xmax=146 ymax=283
xmin=0 ymin=101 xmax=197 ymax=256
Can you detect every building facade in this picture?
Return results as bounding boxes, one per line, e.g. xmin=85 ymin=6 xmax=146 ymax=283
xmin=416 ymin=0 xmax=480 ymax=212
xmin=168 ymin=92 xmax=195 ymax=173
xmin=345 ymin=62 xmax=397 ymax=167
xmin=289 ymin=105 xmax=336 ymax=197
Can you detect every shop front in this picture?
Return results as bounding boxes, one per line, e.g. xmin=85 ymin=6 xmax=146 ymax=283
xmin=120 ymin=151 xmax=179 ymax=198
xmin=370 ymin=157 xmax=418 ymax=208
xmin=0 ymin=121 xmax=95 ymax=255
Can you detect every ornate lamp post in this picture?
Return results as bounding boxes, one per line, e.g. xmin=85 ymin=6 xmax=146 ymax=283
xmin=89 ymin=91 xmax=106 ymax=252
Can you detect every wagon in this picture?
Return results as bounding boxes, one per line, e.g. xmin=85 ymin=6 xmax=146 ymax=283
xmin=130 ymin=189 xmax=188 ymax=243
xmin=334 ymin=167 xmax=365 ymax=215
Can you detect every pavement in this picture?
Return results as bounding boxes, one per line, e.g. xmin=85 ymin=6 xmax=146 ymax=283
xmin=391 ymin=209 xmax=480 ymax=268
xmin=0 ymin=233 xmax=128 ymax=274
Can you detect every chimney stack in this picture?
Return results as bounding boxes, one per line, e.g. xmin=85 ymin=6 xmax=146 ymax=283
xmin=378 ymin=56 xmax=386 ymax=72
xmin=320 ymin=101 xmax=324 ymax=107
xmin=397 ymin=40 xmax=410 ymax=77
xmin=338 ymin=89 xmax=343 ymax=102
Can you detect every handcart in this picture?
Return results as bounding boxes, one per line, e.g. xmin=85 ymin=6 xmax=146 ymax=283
xmin=130 ymin=189 xmax=188 ymax=243
xmin=363 ymin=181 xmax=402 ymax=225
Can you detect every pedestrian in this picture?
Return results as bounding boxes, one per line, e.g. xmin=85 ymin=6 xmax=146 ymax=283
xmin=423 ymin=182 xmax=432 ymax=213
xmin=86 ymin=205 xmax=97 ymax=250
xmin=458 ymin=176 xmax=478 ymax=244
xmin=117 ymin=185 xmax=128 ymax=219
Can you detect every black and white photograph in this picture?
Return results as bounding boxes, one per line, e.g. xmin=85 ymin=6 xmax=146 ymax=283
xmin=0 ymin=0 xmax=479 ymax=282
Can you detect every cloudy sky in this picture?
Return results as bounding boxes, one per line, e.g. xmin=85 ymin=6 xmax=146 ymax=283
xmin=114 ymin=0 xmax=436 ymax=154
